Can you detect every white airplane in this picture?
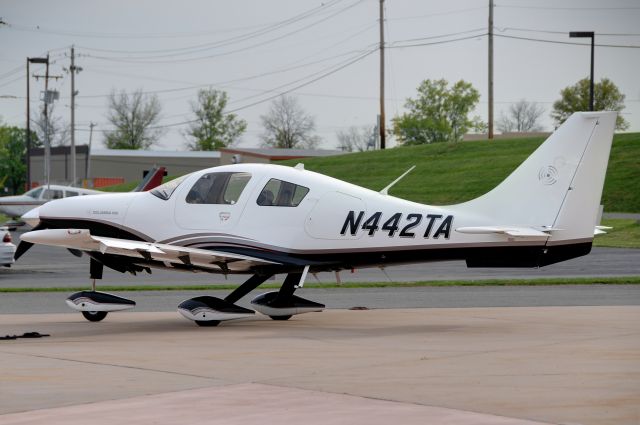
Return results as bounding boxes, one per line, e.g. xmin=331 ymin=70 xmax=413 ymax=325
xmin=0 ymin=167 xmax=166 ymax=220
xmin=16 ymin=112 xmax=616 ymax=326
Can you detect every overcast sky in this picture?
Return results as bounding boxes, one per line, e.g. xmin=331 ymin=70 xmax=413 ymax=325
xmin=1 ymin=0 xmax=639 ymax=150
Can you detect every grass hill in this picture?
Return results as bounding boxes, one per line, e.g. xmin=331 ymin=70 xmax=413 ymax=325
xmin=279 ymin=133 xmax=640 ymax=213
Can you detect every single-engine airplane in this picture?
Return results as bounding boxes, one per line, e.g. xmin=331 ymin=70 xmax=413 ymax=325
xmin=16 ymin=112 xmax=616 ymax=326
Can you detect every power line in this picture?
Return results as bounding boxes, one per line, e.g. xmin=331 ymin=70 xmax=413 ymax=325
xmin=496 ymin=27 xmax=640 ymax=37
xmin=495 ymin=4 xmax=640 ymax=11
xmin=80 ymin=0 xmax=363 ymax=63
xmin=388 ymin=6 xmax=486 ymax=21
xmin=389 ymin=28 xmax=486 ymax=46
xmin=494 ymin=33 xmax=640 ymax=48
xmin=76 ymin=0 xmax=344 ymax=55
xmin=77 ymin=48 xmax=378 ymax=132
xmin=71 ymin=45 xmax=375 ymax=99
xmin=389 ymin=33 xmax=488 ymax=49
xmin=6 ymin=0 xmax=343 ymax=42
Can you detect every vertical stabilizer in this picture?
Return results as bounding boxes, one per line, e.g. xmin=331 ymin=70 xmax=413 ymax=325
xmin=454 ymin=112 xmax=616 ymax=245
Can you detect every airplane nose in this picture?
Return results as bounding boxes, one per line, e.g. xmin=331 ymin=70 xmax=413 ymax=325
xmin=22 ymin=206 xmax=40 ymax=228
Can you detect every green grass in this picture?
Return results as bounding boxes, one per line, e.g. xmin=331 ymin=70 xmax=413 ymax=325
xmin=593 ymin=218 xmax=640 ymax=248
xmin=278 ymin=133 xmax=640 ymax=212
xmin=2 ymin=276 xmax=639 ymax=293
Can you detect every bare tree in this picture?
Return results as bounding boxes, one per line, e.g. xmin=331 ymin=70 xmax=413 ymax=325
xmin=104 ymin=89 xmax=163 ymax=149
xmin=32 ymin=103 xmax=70 ymax=147
xmin=336 ymin=126 xmax=374 ymax=152
xmin=260 ymin=95 xmax=320 ymax=149
xmin=497 ymin=99 xmax=545 ymax=133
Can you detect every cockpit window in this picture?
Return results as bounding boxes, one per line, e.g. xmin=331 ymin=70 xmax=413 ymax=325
xmin=25 ymin=187 xmax=43 ymax=199
xmin=186 ymin=172 xmax=251 ymax=205
xmin=257 ymin=179 xmax=309 ymax=207
xmin=151 ymin=174 xmax=191 ymax=200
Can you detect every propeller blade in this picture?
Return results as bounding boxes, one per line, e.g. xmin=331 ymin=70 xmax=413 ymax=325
xmin=14 ymin=241 xmax=34 ymax=260
xmin=13 ymin=223 xmax=44 ymax=261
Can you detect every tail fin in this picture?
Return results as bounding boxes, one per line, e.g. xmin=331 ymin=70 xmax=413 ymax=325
xmin=132 ymin=166 xmax=167 ymax=192
xmin=456 ymin=111 xmax=616 ymax=245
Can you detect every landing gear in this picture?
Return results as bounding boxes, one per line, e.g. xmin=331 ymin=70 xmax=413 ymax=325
xmin=68 ymin=259 xmax=136 ymax=322
xmin=269 ymin=315 xmax=292 ymax=321
xmin=178 ymin=267 xmax=325 ymax=326
xmin=82 ymin=311 xmax=108 ymax=322
xmin=196 ymin=320 xmax=221 ymax=327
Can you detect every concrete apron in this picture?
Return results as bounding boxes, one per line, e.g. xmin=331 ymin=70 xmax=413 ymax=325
xmin=0 ymin=307 xmax=638 ymax=425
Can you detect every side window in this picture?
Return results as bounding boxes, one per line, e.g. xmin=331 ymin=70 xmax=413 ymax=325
xmin=65 ymin=191 xmax=79 ymax=198
xmin=257 ymin=179 xmax=309 ymax=207
xmin=43 ymin=189 xmax=63 ymax=200
xmin=186 ymin=172 xmax=251 ymax=205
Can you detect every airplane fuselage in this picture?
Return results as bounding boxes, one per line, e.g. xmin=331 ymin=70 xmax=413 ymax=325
xmin=28 ymin=161 xmax=593 ymax=273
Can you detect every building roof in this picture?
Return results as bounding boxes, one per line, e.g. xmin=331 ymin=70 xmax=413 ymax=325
xmin=91 ymin=149 xmax=220 ymax=159
xmin=220 ymin=147 xmax=343 ymax=160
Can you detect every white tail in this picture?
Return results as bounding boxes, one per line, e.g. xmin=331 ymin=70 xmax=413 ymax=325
xmin=455 ymin=111 xmax=617 ymax=244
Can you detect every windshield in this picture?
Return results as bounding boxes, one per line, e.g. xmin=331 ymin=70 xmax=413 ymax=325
xmin=25 ymin=187 xmax=43 ymax=199
xmin=150 ymin=174 xmax=191 ymax=200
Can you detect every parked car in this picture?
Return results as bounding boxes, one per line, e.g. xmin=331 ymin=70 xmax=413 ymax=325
xmin=1 ymin=226 xmax=16 ymax=267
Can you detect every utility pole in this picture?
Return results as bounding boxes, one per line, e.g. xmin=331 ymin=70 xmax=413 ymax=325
xmin=26 ymin=58 xmax=31 ymax=190
xmin=33 ymin=54 xmax=62 ymax=191
xmin=86 ymin=122 xmax=96 ymax=182
xmin=42 ymin=55 xmax=51 ymax=191
xmin=488 ymin=0 xmax=494 ymax=139
xmin=68 ymin=46 xmax=82 ymax=186
xmin=379 ymin=0 xmax=386 ymax=149
xmin=26 ymin=57 xmax=49 ymax=190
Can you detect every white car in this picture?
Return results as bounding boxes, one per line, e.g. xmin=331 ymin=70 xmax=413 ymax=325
xmin=1 ymin=226 xmax=16 ymax=267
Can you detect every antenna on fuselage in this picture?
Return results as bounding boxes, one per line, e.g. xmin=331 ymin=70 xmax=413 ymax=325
xmin=380 ymin=165 xmax=416 ymax=196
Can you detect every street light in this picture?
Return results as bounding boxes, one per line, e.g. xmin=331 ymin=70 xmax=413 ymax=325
xmin=26 ymin=56 xmax=48 ymax=190
xmin=569 ymin=31 xmax=595 ymax=111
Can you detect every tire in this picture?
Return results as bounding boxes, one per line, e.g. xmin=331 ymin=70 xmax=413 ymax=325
xmin=196 ymin=320 xmax=221 ymax=327
xmin=269 ymin=315 xmax=292 ymax=321
xmin=82 ymin=311 xmax=108 ymax=322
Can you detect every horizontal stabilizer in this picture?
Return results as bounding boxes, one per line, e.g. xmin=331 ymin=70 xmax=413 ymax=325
xmin=594 ymin=225 xmax=612 ymax=235
xmin=456 ymin=226 xmax=558 ymax=239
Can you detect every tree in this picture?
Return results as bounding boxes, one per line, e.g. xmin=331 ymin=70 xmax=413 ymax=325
xmin=551 ymin=78 xmax=628 ymax=130
xmin=260 ymin=95 xmax=320 ymax=149
xmin=104 ymin=89 xmax=163 ymax=149
xmin=33 ymin=103 xmax=70 ymax=147
xmin=392 ymin=79 xmax=482 ymax=145
xmin=497 ymin=100 xmax=545 ymax=133
xmin=336 ymin=126 xmax=374 ymax=152
xmin=186 ymin=89 xmax=247 ymax=150
xmin=0 ymin=123 xmax=35 ymax=195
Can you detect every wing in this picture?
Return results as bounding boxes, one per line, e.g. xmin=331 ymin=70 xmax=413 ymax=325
xmin=20 ymin=229 xmax=279 ymax=273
